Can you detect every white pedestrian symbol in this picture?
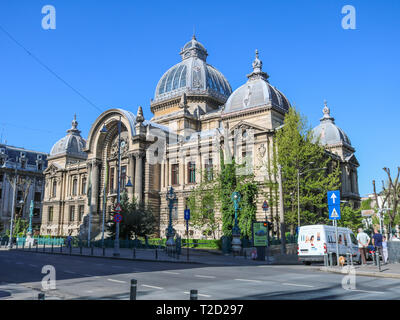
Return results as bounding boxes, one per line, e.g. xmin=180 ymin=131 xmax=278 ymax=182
xmin=331 ymin=208 xmax=339 ymax=218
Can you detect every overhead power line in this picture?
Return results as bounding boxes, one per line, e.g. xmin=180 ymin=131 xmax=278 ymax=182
xmin=0 ymin=24 xmax=103 ymax=113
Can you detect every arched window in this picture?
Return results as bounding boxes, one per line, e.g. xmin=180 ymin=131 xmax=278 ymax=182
xmin=72 ymin=178 xmax=78 ymax=196
xmin=81 ymin=177 xmax=87 ymax=195
xmin=52 ymin=181 xmax=57 ymax=197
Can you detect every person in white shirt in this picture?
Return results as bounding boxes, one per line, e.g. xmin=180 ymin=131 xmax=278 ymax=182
xmin=357 ymin=228 xmax=370 ymax=265
xmin=382 ymin=236 xmax=388 ymax=264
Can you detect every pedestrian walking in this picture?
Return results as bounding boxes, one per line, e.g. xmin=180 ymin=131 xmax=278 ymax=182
xmin=382 ymin=236 xmax=388 ymax=264
xmin=372 ymin=228 xmax=383 ymax=263
xmin=67 ymin=233 xmax=72 ymax=249
xmin=356 ymin=228 xmax=370 ymax=265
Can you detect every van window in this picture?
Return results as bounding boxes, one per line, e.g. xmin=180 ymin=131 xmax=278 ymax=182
xmin=350 ymin=234 xmax=358 ymax=245
xmin=344 ymin=234 xmax=348 ymax=246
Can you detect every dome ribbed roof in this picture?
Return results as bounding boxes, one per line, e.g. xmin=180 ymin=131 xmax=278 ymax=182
xmin=153 ymin=36 xmax=232 ymax=103
xmin=223 ymin=50 xmax=290 ymax=114
xmin=50 ymin=115 xmax=87 ymax=159
xmin=312 ymin=103 xmax=352 ymax=147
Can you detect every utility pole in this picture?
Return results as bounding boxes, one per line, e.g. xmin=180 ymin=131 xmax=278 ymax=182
xmin=7 ymin=165 xmax=17 ymax=248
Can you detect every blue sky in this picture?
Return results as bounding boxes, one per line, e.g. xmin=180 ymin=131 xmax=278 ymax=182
xmin=0 ymin=0 xmax=399 ymax=196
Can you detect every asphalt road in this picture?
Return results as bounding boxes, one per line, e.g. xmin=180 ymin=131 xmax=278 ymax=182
xmin=1 ymin=250 xmax=400 ymax=300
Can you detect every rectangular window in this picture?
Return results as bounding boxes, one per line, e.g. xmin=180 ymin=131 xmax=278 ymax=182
xmin=52 ymin=181 xmax=57 ymax=197
xmin=48 ymin=207 xmax=53 ymax=222
xmin=110 ymin=168 xmax=115 ymax=193
xmin=79 ymin=205 xmax=84 ymax=221
xmin=205 ymin=159 xmax=213 ymax=181
xmin=33 ymin=208 xmax=40 ymax=218
xmin=171 ymin=164 xmax=179 ymax=186
xmin=188 ymin=162 xmax=196 ymax=183
xmin=69 ymin=206 xmax=75 ymax=222
xmin=34 ymin=192 xmax=41 ymax=202
xmin=121 ymin=166 xmax=127 ymax=189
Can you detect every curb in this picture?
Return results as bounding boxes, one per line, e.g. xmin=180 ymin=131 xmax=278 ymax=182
xmin=319 ymin=266 xmax=400 ymax=279
xmin=10 ymin=248 xmax=205 ymax=265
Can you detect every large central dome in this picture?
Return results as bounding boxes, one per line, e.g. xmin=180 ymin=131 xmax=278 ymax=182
xmin=153 ymin=36 xmax=232 ymax=103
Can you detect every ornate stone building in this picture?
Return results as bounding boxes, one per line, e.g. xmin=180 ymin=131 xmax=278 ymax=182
xmin=0 ymin=143 xmax=47 ymax=233
xmin=40 ymin=36 xmax=360 ymax=239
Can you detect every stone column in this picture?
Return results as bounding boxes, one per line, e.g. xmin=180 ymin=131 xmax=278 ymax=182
xmin=134 ymin=152 xmax=144 ymax=203
xmin=91 ymin=160 xmax=100 ymax=214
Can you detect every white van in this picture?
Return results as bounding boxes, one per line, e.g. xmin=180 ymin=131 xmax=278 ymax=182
xmin=297 ymin=225 xmax=361 ymax=265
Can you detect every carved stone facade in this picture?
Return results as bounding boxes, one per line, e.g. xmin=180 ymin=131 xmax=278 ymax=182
xmin=40 ymin=37 xmax=360 ymax=239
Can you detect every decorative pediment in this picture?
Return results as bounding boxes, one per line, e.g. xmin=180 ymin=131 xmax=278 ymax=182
xmin=229 ymin=120 xmax=267 ymax=134
xmin=345 ymin=153 xmax=360 ymax=167
xmin=43 ymin=163 xmax=62 ymax=175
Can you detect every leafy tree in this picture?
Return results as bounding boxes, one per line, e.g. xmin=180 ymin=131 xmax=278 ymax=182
xmin=337 ymin=205 xmax=363 ymax=232
xmin=106 ymin=192 xmax=157 ymax=240
xmin=275 ymin=107 xmax=341 ymax=231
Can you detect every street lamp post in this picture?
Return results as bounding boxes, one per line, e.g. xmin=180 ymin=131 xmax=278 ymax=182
xmin=113 ymin=116 xmax=122 ymax=257
xmin=231 ymin=191 xmax=241 ymax=254
xmin=165 ymin=186 xmax=177 ymax=251
xmin=26 ymin=200 xmax=35 ymax=246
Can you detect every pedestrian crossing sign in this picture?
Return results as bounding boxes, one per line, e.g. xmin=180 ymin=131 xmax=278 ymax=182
xmin=329 ymin=205 xmax=341 ymax=220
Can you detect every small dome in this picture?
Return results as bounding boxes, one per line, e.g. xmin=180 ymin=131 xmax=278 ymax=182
xmin=50 ymin=115 xmax=87 ymax=159
xmin=312 ymin=102 xmax=352 ymax=147
xmin=154 ymin=36 xmax=232 ymax=103
xmin=223 ymin=50 xmax=290 ymax=114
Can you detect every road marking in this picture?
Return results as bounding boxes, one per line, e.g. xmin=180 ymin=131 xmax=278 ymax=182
xmin=195 ymin=275 xmax=216 ymax=279
xmin=184 ymin=291 xmax=212 ymax=298
xmin=234 ymin=279 xmax=262 ymax=283
xmin=346 ymin=289 xmax=385 ymax=294
xmin=63 ymin=271 xmax=77 ymax=274
xmin=142 ymin=284 xmax=164 ymax=290
xmin=29 ymin=264 xmax=38 ymax=268
xmin=107 ymin=279 xmax=127 ymax=284
xmin=83 ymin=274 xmax=100 ymax=278
xmin=282 ymin=283 xmax=314 ymax=288
xmin=161 ymin=271 xmax=180 ymax=275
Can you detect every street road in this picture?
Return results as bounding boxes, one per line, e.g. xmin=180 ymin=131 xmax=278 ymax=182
xmin=1 ymin=250 xmax=399 ymax=300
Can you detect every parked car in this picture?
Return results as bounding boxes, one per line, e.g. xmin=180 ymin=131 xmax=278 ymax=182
xmin=297 ymin=224 xmax=361 ymax=265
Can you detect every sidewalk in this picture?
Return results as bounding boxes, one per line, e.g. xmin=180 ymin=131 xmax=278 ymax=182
xmin=320 ymin=262 xmax=400 ymax=279
xmin=6 ymin=245 xmax=301 ymax=266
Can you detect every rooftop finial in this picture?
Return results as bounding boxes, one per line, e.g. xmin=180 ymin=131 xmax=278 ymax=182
xmin=67 ymin=114 xmax=80 ymax=135
xmin=247 ymin=49 xmax=269 ymax=81
xmin=136 ymin=106 xmax=144 ymax=123
xmin=192 ymin=26 xmax=196 ymax=40
xmin=321 ymin=100 xmax=334 ymax=122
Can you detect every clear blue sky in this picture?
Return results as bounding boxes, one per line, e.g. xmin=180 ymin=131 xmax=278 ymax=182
xmin=0 ymin=0 xmax=399 ymax=197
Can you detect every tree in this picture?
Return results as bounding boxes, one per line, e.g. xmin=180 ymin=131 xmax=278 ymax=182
xmin=275 ymin=107 xmax=341 ymax=231
xmin=337 ymin=205 xmax=363 ymax=232
xmin=106 ymin=192 xmax=157 ymax=240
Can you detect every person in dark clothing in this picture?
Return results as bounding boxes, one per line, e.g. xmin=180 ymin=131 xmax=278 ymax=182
xmin=372 ymin=228 xmax=383 ymax=261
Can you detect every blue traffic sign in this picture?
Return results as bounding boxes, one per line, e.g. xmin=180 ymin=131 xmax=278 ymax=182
xmin=114 ymin=213 xmax=122 ymax=223
xmin=184 ymin=209 xmax=190 ymax=220
xmin=329 ymin=205 xmax=341 ymax=220
xmin=327 ymin=190 xmax=340 ymax=206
